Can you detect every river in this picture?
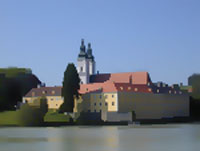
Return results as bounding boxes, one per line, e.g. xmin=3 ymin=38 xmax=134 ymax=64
xmin=0 ymin=124 xmax=200 ymax=151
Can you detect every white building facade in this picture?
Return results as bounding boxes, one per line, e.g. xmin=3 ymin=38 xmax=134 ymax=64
xmin=77 ymin=39 xmax=96 ymax=84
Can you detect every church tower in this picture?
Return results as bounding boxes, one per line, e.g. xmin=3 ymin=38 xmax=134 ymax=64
xmin=77 ymin=39 xmax=96 ymax=84
xmin=87 ymin=43 xmax=96 ymax=75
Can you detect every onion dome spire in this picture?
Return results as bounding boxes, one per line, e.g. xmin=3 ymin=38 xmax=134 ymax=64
xmin=87 ymin=43 xmax=94 ymax=61
xmin=78 ymin=39 xmax=87 ymax=58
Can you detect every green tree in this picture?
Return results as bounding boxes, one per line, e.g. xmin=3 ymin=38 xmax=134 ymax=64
xmin=39 ymin=97 xmax=48 ymax=116
xmin=17 ymin=97 xmax=48 ymax=126
xmin=0 ymin=68 xmax=41 ymax=111
xmin=17 ymin=104 xmax=43 ymax=126
xmin=59 ymin=63 xmax=80 ymax=113
xmin=188 ymin=74 xmax=200 ymax=99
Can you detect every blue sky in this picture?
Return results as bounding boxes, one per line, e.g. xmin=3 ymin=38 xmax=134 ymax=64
xmin=0 ymin=0 xmax=199 ymax=86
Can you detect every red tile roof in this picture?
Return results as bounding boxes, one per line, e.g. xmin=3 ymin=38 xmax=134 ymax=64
xmin=79 ymin=81 xmax=152 ymax=94
xmin=90 ymin=72 xmax=151 ymax=85
xmin=24 ymin=72 xmax=153 ymax=97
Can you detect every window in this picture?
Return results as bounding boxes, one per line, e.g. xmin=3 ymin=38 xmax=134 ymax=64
xmin=99 ymin=102 xmax=102 ymax=106
xmin=42 ymin=91 xmax=47 ymax=94
xmin=157 ymin=89 xmax=160 ymax=93
xmin=56 ymin=97 xmax=60 ymax=100
xmin=99 ymin=95 xmax=102 ymax=99
xmin=32 ymin=92 xmax=35 ymax=97
xmin=112 ymin=95 xmax=114 ymax=98
xmin=128 ymin=87 xmax=131 ymax=90
xmin=86 ymin=88 xmax=88 ymax=91
xmin=120 ymin=87 xmax=123 ymax=90
xmin=51 ymin=98 xmax=54 ymax=101
xmin=80 ymin=67 xmax=83 ymax=72
xmin=94 ymin=109 xmax=96 ymax=112
xmin=179 ymin=91 xmax=182 ymax=94
xmin=112 ymin=102 xmax=115 ymax=106
xmin=174 ymin=91 xmax=177 ymax=94
xmin=134 ymin=88 xmax=138 ymax=92
xmin=88 ymin=110 xmax=90 ymax=112
xmin=105 ymin=95 xmax=108 ymax=99
xmin=169 ymin=90 xmax=172 ymax=94
xmin=105 ymin=102 xmax=108 ymax=106
xmin=52 ymin=90 xmax=55 ymax=94
xmin=94 ymin=103 xmax=96 ymax=106
xmin=148 ymin=88 xmax=152 ymax=92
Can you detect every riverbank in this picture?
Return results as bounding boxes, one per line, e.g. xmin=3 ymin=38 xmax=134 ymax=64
xmin=1 ymin=111 xmax=199 ymax=127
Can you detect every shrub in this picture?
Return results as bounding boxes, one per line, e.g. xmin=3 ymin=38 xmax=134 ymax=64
xmin=17 ymin=104 xmax=44 ymax=126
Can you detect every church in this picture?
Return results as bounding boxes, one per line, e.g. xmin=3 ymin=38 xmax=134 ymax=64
xmin=23 ymin=39 xmax=190 ymax=122
xmin=74 ymin=39 xmax=189 ymax=122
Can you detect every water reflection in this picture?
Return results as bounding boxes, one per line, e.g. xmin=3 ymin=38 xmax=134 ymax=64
xmin=45 ymin=126 xmax=119 ymax=151
xmin=0 ymin=125 xmax=200 ymax=151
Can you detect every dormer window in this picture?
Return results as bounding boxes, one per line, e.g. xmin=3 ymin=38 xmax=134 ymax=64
xmin=32 ymin=92 xmax=35 ymax=97
xmin=42 ymin=91 xmax=47 ymax=94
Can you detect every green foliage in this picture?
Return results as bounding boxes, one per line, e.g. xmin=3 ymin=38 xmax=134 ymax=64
xmin=190 ymin=97 xmax=200 ymax=119
xmin=0 ymin=68 xmax=41 ymax=111
xmin=17 ymin=98 xmax=48 ymax=126
xmin=44 ymin=110 xmax=72 ymax=122
xmin=0 ymin=77 xmax=22 ymax=111
xmin=189 ymin=74 xmax=200 ymax=99
xmin=17 ymin=104 xmax=44 ymax=126
xmin=59 ymin=63 xmax=80 ymax=113
xmin=39 ymin=97 xmax=48 ymax=116
xmin=0 ymin=67 xmax=32 ymax=77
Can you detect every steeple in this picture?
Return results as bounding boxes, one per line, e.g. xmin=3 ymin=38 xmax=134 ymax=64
xmin=87 ymin=43 xmax=94 ymax=61
xmin=78 ymin=39 xmax=87 ymax=58
xmin=77 ymin=39 xmax=96 ymax=84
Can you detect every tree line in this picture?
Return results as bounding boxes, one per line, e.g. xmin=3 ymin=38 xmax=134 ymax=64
xmin=0 ymin=68 xmax=41 ymax=111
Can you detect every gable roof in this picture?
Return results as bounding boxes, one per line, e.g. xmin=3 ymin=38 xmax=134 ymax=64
xmin=79 ymin=81 xmax=152 ymax=94
xmin=90 ymin=72 xmax=151 ymax=85
xmin=25 ymin=86 xmax=62 ymax=97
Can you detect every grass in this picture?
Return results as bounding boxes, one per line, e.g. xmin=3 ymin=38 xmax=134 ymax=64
xmin=44 ymin=110 xmax=71 ymax=123
xmin=0 ymin=111 xmax=19 ymax=126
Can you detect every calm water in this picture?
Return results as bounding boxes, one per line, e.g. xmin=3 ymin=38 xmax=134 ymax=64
xmin=0 ymin=124 xmax=200 ymax=151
